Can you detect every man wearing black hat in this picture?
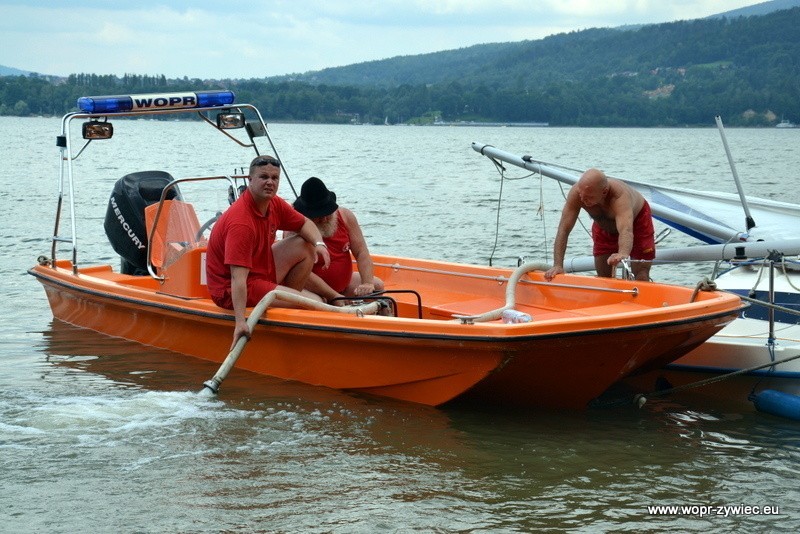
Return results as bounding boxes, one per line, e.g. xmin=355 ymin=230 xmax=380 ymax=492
xmin=292 ymin=177 xmax=384 ymax=303
xmin=206 ymin=156 xmax=331 ymax=345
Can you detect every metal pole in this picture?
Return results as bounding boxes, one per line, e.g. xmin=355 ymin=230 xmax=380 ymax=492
xmin=768 ymin=260 xmax=776 ymax=345
xmin=715 ymin=116 xmax=755 ymax=231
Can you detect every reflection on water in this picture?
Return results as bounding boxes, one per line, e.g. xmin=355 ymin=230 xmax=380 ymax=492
xmin=7 ymin=322 xmax=496 ymax=531
xmin=1 ymin=320 xmax=791 ymax=531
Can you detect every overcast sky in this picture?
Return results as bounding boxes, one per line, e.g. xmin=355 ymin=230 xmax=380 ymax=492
xmin=1 ymin=0 xmax=760 ymax=79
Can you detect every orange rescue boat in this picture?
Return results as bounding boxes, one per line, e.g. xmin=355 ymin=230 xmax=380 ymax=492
xmin=29 ymin=90 xmax=743 ymax=409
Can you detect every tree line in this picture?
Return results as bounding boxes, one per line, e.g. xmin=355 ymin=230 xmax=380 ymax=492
xmin=1 ymin=8 xmax=799 ymax=126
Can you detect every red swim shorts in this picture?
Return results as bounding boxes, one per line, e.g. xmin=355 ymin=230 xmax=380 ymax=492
xmin=592 ymin=201 xmax=656 ymax=260
xmin=211 ymin=276 xmax=278 ymax=309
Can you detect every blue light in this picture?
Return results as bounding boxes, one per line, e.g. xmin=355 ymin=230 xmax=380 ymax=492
xmin=196 ymin=91 xmax=236 ymax=108
xmin=77 ymin=95 xmax=133 ymax=114
xmin=77 ymin=90 xmax=236 ymax=114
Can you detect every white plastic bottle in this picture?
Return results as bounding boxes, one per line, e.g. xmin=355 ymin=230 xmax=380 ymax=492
xmin=501 ymin=309 xmax=532 ymax=324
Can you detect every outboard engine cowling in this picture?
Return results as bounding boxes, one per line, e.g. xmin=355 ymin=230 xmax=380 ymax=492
xmin=104 ymin=170 xmax=179 ymax=275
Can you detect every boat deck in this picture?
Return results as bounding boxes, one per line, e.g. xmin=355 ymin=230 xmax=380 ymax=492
xmin=74 ymin=262 xmax=655 ymax=323
xmin=426 ymin=294 xmax=651 ymax=321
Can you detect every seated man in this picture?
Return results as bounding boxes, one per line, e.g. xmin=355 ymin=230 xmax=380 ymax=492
xmin=291 ymin=177 xmax=384 ymax=304
xmin=206 ymin=155 xmax=331 ymax=346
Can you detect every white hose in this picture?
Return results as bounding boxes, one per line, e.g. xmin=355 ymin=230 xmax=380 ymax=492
xmin=201 ymin=290 xmax=380 ymax=394
xmin=453 ymin=262 xmax=549 ymax=323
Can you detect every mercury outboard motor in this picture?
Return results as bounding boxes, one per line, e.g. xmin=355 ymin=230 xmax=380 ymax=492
xmin=104 ymin=170 xmax=179 ymax=275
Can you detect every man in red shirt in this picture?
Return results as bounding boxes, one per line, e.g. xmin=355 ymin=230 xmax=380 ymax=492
xmin=206 ymin=155 xmax=330 ymax=345
xmin=291 ymin=177 xmax=383 ymax=304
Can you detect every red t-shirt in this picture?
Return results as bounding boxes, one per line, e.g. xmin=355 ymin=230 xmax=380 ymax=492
xmin=313 ymin=210 xmax=353 ymax=293
xmin=206 ymin=189 xmax=306 ymax=307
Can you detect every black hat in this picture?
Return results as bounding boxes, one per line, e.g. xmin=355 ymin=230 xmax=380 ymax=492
xmin=293 ymin=177 xmax=338 ymax=218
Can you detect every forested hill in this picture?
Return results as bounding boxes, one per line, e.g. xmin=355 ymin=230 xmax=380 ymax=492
xmin=288 ymin=6 xmax=800 ymax=92
xmin=1 ymin=6 xmax=799 ymax=126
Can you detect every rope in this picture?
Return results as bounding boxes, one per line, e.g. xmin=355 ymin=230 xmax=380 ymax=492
xmin=592 ymin=350 xmax=800 ymax=409
xmin=642 ymin=351 xmax=800 ymax=401
xmin=618 ymin=258 xmax=634 ymax=280
xmin=536 ymin=169 xmax=549 ymax=264
xmin=593 ymin=273 xmax=800 ymax=409
xmin=781 ymin=257 xmax=800 ymax=292
xmin=485 ymin=156 xmax=541 ymax=267
xmin=690 ymin=276 xmax=717 ymax=302
xmin=487 ymin=157 xmax=505 ymax=267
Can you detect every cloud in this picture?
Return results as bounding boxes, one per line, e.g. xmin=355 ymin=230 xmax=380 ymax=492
xmin=0 ymin=0 xmax=759 ymax=79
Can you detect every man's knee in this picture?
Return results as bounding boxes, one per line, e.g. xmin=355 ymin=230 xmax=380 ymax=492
xmin=634 ymin=267 xmax=651 ymax=281
xmin=274 ymin=237 xmax=315 ymax=286
xmin=594 ymin=255 xmax=612 ymax=277
xmin=275 ymin=235 xmax=313 ymax=260
xmin=278 ymin=237 xmax=315 ymax=266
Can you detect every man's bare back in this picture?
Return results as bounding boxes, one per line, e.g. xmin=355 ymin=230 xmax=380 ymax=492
xmin=545 ymin=167 xmax=654 ymax=282
xmin=581 ymin=177 xmax=645 ymax=235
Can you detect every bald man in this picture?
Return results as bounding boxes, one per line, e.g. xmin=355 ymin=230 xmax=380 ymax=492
xmin=544 ymin=168 xmax=655 ymax=281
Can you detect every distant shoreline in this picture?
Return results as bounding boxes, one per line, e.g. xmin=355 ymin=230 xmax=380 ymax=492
xmin=4 ymin=116 xmax=796 ymax=129
xmin=432 ymin=121 xmax=549 ymax=128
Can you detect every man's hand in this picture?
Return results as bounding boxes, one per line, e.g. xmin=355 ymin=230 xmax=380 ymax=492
xmin=544 ymin=266 xmax=564 ymax=281
xmin=354 ymin=282 xmax=376 ymax=296
xmin=315 ymin=244 xmax=331 ymax=269
xmin=607 ymin=253 xmax=629 ymax=268
xmin=231 ymin=318 xmax=251 ymax=349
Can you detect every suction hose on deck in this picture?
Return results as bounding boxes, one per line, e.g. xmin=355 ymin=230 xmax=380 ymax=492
xmin=454 ymin=262 xmax=550 ymax=323
xmin=201 ymin=290 xmax=381 ymax=395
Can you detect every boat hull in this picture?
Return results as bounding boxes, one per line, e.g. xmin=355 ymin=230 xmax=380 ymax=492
xmin=30 ymin=256 xmax=742 ymax=409
xmin=36 ymin=274 xmax=502 ymax=406
xmin=459 ymin=320 xmax=726 ymax=408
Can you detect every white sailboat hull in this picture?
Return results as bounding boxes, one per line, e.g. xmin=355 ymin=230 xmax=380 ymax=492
xmin=671 ymin=317 xmax=800 ymax=377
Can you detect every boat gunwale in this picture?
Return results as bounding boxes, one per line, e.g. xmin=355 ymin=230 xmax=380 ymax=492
xmin=30 ymin=264 xmax=744 ymax=344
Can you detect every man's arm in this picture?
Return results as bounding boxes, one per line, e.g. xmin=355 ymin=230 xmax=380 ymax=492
xmin=230 ymin=265 xmax=250 ymax=346
xmin=297 ymin=218 xmax=331 ymax=269
xmin=608 ymin=195 xmax=635 ymax=267
xmin=545 ymin=189 xmax=582 ymax=280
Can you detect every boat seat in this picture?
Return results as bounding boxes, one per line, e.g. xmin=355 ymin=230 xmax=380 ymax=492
xmin=158 ymin=245 xmax=210 ymax=299
xmin=428 ymin=297 xmax=508 ymax=319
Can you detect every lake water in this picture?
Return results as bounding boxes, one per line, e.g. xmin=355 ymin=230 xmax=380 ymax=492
xmin=2 ymin=116 xmax=800 ymax=532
